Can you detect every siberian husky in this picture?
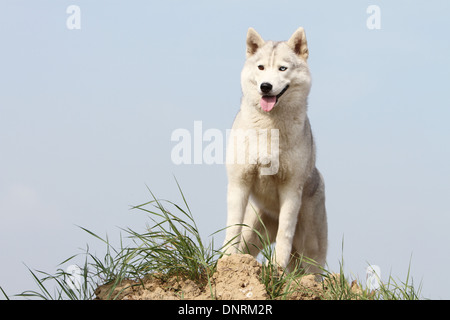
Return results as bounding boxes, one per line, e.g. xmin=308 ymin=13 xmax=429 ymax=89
xmin=223 ymin=27 xmax=327 ymax=273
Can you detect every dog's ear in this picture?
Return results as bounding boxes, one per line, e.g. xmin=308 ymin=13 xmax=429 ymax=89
xmin=287 ymin=27 xmax=309 ymax=61
xmin=246 ymin=28 xmax=265 ymax=57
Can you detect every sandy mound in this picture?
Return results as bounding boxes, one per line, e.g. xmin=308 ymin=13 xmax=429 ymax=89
xmin=94 ymin=254 xmax=328 ymax=300
xmin=210 ymin=253 xmax=268 ymax=300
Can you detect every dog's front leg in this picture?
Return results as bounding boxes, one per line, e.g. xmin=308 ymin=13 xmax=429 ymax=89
xmin=274 ymin=186 xmax=303 ymax=268
xmin=223 ymin=181 xmax=251 ymax=254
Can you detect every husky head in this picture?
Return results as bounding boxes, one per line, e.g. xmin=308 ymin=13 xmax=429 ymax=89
xmin=241 ymin=27 xmax=311 ymax=113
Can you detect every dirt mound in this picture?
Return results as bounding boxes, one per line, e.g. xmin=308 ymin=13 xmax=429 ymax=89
xmin=94 ymin=254 xmax=327 ymax=300
xmin=210 ymin=253 xmax=268 ymax=300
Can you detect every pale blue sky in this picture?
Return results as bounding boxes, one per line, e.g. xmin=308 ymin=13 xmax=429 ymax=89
xmin=1 ymin=1 xmax=449 ymax=299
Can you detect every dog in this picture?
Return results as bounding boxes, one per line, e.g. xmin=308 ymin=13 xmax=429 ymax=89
xmin=223 ymin=27 xmax=328 ymax=274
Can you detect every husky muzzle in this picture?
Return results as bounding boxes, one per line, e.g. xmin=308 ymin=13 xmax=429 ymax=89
xmin=260 ymin=83 xmax=290 ymax=112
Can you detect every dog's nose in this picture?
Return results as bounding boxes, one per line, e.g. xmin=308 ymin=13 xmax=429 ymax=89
xmin=260 ymin=82 xmax=273 ymax=94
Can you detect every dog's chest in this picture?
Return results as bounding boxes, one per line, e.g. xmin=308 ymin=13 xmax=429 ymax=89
xmin=247 ymin=122 xmax=300 ymax=177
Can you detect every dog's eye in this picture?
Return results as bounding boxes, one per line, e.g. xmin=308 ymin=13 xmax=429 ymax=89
xmin=279 ymin=66 xmax=288 ymax=71
xmin=258 ymin=65 xmax=265 ymax=71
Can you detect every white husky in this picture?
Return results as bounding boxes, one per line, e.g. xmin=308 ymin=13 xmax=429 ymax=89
xmin=224 ymin=27 xmax=327 ymax=273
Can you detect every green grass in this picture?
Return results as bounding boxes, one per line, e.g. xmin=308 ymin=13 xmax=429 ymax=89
xmin=0 ymin=182 xmax=425 ymax=300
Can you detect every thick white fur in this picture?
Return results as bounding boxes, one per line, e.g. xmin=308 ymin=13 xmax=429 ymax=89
xmin=224 ymin=27 xmax=327 ymax=273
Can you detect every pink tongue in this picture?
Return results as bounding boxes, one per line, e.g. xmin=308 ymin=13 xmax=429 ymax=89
xmin=260 ymin=96 xmax=276 ymax=112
